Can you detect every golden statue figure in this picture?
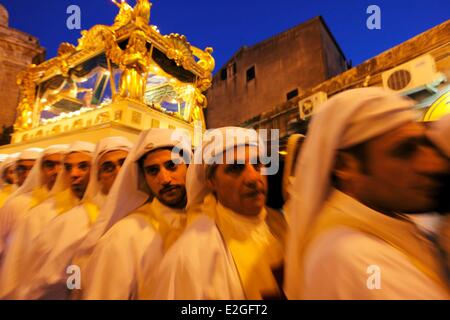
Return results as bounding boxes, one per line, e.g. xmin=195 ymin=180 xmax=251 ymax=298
xmin=14 ymin=98 xmax=33 ymax=131
xmin=117 ymin=30 xmax=151 ymax=102
xmin=14 ymin=67 xmax=37 ymax=131
xmin=134 ymin=0 xmax=151 ymax=27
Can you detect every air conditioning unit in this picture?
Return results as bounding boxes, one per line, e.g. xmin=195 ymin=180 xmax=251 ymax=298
xmin=299 ymin=91 xmax=328 ymax=120
xmin=382 ymin=54 xmax=446 ymax=95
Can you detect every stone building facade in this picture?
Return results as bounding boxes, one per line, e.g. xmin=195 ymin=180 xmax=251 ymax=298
xmin=205 ymin=16 xmax=349 ymax=129
xmin=0 ymin=4 xmax=45 ymax=143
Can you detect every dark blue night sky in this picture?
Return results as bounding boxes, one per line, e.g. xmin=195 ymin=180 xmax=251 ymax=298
xmin=2 ymin=0 xmax=449 ymax=73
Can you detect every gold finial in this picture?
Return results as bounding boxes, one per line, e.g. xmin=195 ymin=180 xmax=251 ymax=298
xmin=111 ymin=0 xmax=133 ymax=30
xmin=134 ymin=0 xmax=152 ymax=27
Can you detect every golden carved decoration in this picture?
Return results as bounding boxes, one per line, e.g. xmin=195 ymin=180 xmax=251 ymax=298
xmin=111 ymin=0 xmax=134 ymax=30
xmin=165 ymin=34 xmax=196 ymax=69
xmin=57 ymin=42 xmax=77 ymax=56
xmin=192 ymin=46 xmax=215 ymax=73
xmin=14 ymin=65 xmax=38 ymax=131
xmin=77 ymin=25 xmax=112 ymax=51
xmin=134 ymin=0 xmax=151 ymax=27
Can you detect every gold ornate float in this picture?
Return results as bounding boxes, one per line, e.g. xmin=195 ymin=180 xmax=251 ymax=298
xmin=10 ymin=0 xmax=214 ymax=148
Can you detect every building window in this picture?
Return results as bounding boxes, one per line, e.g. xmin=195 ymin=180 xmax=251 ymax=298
xmin=220 ymin=68 xmax=227 ymax=81
xmin=287 ymin=89 xmax=299 ymax=101
xmin=246 ymin=66 xmax=255 ymax=82
xmin=232 ymin=62 xmax=237 ymax=76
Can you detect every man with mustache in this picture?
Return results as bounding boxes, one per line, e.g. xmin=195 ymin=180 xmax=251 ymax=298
xmin=79 ymin=129 xmax=191 ymax=299
xmin=147 ymin=127 xmax=286 ymax=300
xmin=17 ymin=137 xmax=133 ymax=299
xmin=0 ymin=145 xmax=67 ymax=265
xmin=285 ymin=88 xmax=450 ymax=299
xmin=0 ymin=141 xmax=95 ymax=299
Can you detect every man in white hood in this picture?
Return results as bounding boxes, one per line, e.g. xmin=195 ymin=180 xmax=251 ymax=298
xmin=77 ymin=129 xmax=192 ymax=300
xmin=15 ymin=148 xmax=43 ymax=188
xmin=0 ymin=145 xmax=67 ymax=264
xmin=284 ymin=87 xmax=450 ymax=299
xmin=19 ymin=137 xmax=132 ymax=299
xmin=0 ymin=154 xmax=18 ymax=208
xmin=0 ymin=141 xmax=95 ymax=299
xmin=149 ymin=127 xmax=286 ymax=300
xmin=0 ymin=149 xmax=41 ymax=208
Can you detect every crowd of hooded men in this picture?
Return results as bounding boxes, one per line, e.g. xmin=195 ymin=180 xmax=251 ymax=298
xmin=0 ymin=87 xmax=449 ymax=300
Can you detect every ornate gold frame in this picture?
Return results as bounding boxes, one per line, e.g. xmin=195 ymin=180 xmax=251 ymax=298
xmin=14 ymin=0 xmax=214 ymax=132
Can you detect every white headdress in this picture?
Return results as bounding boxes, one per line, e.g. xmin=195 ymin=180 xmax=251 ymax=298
xmin=7 ymin=145 xmax=68 ymax=200
xmin=0 ymin=154 xmax=18 ymax=189
xmin=17 ymin=148 xmax=43 ymax=161
xmin=186 ymin=126 xmax=261 ymax=209
xmin=50 ymin=141 xmax=96 ymax=196
xmin=82 ymin=136 xmax=133 ymax=203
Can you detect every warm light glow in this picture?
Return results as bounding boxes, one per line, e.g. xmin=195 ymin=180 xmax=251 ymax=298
xmin=151 ymin=25 xmax=160 ymax=33
xmin=185 ymin=85 xmax=195 ymax=94
xmin=423 ymin=91 xmax=450 ymax=121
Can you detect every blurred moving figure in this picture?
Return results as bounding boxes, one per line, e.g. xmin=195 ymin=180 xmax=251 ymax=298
xmin=0 ymin=154 xmax=18 ymax=208
xmin=0 ymin=142 xmax=95 ymax=299
xmin=285 ymin=88 xmax=450 ymax=299
xmin=19 ymin=137 xmax=132 ymax=300
xmin=426 ymin=114 xmax=450 ymax=282
xmin=15 ymin=148 xmax=43 ymax=187
xmin=0 ymin=145 xmax=66 ymax=265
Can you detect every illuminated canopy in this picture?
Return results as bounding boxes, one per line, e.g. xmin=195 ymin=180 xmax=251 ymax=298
xmin=14 ymin=0 xmax=214 ymax=139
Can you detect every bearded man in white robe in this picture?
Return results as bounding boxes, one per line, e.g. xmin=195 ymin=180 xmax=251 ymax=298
xmin=76 ymin=129 xmax=192 ymax=300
